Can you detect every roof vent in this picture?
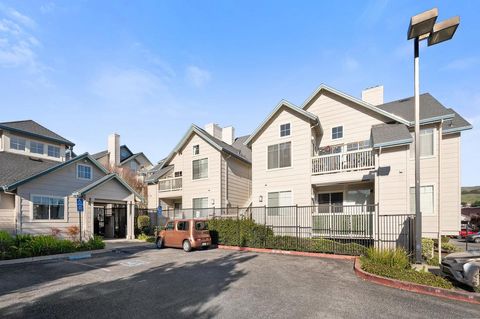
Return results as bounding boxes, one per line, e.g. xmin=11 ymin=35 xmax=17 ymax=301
xmin=29 ymin=157 xmax=43 ymax=162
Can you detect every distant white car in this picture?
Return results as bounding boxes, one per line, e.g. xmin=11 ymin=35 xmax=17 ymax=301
xmin=441 ymin=251 xmax=480 ymax=292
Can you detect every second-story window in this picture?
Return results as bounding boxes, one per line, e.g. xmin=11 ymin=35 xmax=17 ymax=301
xmin=174 ymin=171 xmax=183 ymax=177
xmin=48 ymin=145 xmax=60 ymax=158
xmin=10 ymin=136 xmax=26 ymax=151
xmin=192 ymin=158 xmax=208 ymax=180
xmin=346 ymin=140 xmax=371 ymax=152
xmin=30 ymin=141 xmax=44 ymax=154
xmin=268 ymin=142 xmax=291 ymax=169
xmin=193 ymin=144 xmax=200 ymax=155
xmin=77 ymin=164 xmax=92 ymax=180
xmin=332 ymin=126 xmax=343 ymax=140
xmin=410 ymin=128 xmax=434 ymax=158
xmin=280 ymin=123 xmax=291 ymax=137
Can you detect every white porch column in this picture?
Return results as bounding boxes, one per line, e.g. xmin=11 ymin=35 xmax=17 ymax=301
xmin=127 ymin=202 xmax=135 ymax=239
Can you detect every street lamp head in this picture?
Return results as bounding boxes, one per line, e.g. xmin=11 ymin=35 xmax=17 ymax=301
xmin=407 ymin=8 xmax=438 ymax=40
xmin=428 ymin=16 xmax=460 ymax=46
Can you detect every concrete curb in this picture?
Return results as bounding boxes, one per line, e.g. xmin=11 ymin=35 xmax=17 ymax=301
xmin=0 ymin=243 xmax=152 ymax=266
xmin=353 ymin=257 xmax=480 ymax=305
xmin=217 ymin=245 xmax=356 ymax=261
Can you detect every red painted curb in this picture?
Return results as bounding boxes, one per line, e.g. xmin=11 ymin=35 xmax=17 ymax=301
xmin=217 ymin=245 xmax=356 ymax=261
xmin=354 ymin=258 xmax=480 ymax=305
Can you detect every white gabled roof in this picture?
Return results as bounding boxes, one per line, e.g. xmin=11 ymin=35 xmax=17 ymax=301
xmin=244 ymin=100 xmax=320 ymax=146
xmin=301 ymin=84 xmax=410 ymax=126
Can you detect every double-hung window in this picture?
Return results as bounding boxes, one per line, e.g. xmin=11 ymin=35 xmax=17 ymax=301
xmin=30 ymin=141 xmax=44 ymax=154
xmin=32 ymin=196 xmax=65 ymax=220
xmin=280 ymin=123 xmax=291 ymax=137
xmin=267 ymin=142 xmax=291 ymax=169
xmin=192 ymin=158 xmax=208 ymax=180
xmin=10 ymin=136 xmax=26 ymax=151
xmin=77 ymin=164 xmax=92 ymax=180
xmin=267 ymin=191 xmax=292 ymax=216
xmin=346 ymin=140 xmax=371 ymax=152
xmin=410 ymin=129 xmax=434 ymax=158
xmin=48 ymin=145 xmax=60 ymax=158
xmin=193 ymin=144 xmax=200 ymax=155
xmin=332 ymin=126 xmax=343 ymax=140
xmin=409 ymin=186 xmax=434 ymax=215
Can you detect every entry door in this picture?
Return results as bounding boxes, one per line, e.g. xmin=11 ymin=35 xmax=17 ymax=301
xmin=93 ymin=207 xmax=106 ymax=236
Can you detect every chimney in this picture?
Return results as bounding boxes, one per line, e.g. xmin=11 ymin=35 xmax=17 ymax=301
xmin=222 ymin=126 xmax=235 ymax=145
xmin=361 ymin=85 xmax=384 ymax=105
xmin=108 ymin=133 xmax=120 ymax=167
xmin=204 ymin=123 xmax=223 ymax=140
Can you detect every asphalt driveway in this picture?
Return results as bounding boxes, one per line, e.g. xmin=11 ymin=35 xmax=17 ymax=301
xmin=0 ymin=247 xmax=479 ymax=319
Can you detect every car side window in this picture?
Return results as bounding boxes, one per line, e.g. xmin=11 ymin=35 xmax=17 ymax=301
xmin=166 ymin=222 xmax=174 ymax=230
xmin=177 ymin=221 xmax=189 ymax=231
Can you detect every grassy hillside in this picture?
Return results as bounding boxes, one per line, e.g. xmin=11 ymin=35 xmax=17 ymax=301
xmin=462 ymin=186 xmax=480 ymax=205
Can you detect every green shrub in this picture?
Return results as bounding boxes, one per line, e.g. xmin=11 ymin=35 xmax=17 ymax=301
xmin=83 ymin=235 xmax=105 ymax=250
xmin=441 ymin=236 xmax=450 ymax=244
xmin=137 ymin=215 xmax=151 ymax=234
xmin=441 ymin=242 xmax=459 ymax=253
xmin=361 ymin=262 xmax=453 ymax=289
xmin=422 ymin=238 xmax=434 ymax=261
xmin=362 ymin=247 xmax=410 ymax=269
xmin=137 ymin=233 xmax=155 ymax=242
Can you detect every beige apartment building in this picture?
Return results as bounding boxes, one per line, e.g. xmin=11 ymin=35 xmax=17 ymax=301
xmin=146 ymin=124 xmax=251 ymax=215
xmin=245 ymin=84 xmax=471 ymax=237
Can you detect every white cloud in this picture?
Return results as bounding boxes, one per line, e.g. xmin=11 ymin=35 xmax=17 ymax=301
xmin=443 ymin=57 xmax=479 ymax=71
xmin=40 ymin=2 xmax=56 ymax=14
xmin=343 ymin=56 xmax=360 ymax=72
xmin=185 ymin=65 xmax=211 ymax=88
xmin=0 ymin=8 xmax=41 ymax=71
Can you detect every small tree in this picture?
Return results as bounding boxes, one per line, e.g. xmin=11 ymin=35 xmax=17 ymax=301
xmin=471 ymin=200 xmax=480 ymax=207
xmin=137 ymin=215 xmax=150 ymax=234
xmin=107 ymin=165 xmax=148 ymax=208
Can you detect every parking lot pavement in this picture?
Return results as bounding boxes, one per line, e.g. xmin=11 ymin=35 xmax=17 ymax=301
xmin=450 ymin=237 xmax=480 ymax=252
xmin=1 ymin=247 xmax=479 ymax=319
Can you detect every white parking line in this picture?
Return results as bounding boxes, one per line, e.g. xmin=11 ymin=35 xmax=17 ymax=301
xmin=64 ymin=260 xmax=111 ymax=272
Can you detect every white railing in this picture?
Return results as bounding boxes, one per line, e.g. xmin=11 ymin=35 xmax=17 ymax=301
xmin=158 ymin=177 xmax=182 ymax=192
xmin=312 ymin=149 xmax=374 ymax=175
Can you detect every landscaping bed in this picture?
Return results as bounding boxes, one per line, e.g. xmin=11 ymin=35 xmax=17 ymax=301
xmin=360 ymin=247 xmax=453 ymax=289
xmin=0 ymin=230 xmax=105 ymax=260
xmin=208 ymin=218 xmax=368 ymax=255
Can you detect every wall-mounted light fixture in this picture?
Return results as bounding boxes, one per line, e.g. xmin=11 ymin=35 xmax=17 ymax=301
xmin=259 ymin=195 xmax=263 ymax=203
xmin=211 ymin=199 xmax=215 ymax=206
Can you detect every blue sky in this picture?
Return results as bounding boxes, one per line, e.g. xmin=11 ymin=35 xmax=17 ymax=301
xmin=1 ymin=1 xmax=479 ymax=186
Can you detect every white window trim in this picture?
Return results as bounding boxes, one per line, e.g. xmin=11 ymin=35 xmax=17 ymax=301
xmin=408 ymin=183 xmax=436 ymax=216
xmin=47 ymin=144 xmax=61 ymax=159
xmin=29 ymin=140 xmax=45 ymax=155
xmin=192 ymin=144 xmax=200 ymax=156
xmin=192 ymin=197 xmax=209 ymax=209
xmin=192 ymin=157 xmax=209 ymax=181
xmin=265 ymin=189 xmax=294 ymax=217
xmin=266 ymin=141 xmax=292 ymax=171
xmin=9 ymin=135 xmax=27 ymax=152
xmin=331 ymin=125 xmax=344 ymax=141
xmin=279 ymin=123 xmax=291 ymax=138
xmin=76 ymin=163 xmax=93 ymax=180
xmin=30 ymin=194 xmax=68 ymax=222
xmin=409 ymin=128 xmax=436 ymax=160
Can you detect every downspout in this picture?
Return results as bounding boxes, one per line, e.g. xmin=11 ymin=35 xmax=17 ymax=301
xmin=224 ymin=154 xmax=231 ymax=208
xmin=438 ymin=121 xmax=443 ymax=264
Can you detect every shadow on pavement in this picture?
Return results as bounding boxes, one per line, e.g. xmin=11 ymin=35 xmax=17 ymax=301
xmin=1 ymin=251 xmax=257 ymax=319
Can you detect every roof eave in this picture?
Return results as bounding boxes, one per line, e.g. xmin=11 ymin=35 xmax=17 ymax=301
xmin=407 ymin=113 xmax=456 ymax=126
xmin=443 ymin=125 xmax=473 ymax=135
xmin=374 ymin=138 xmax=413 ymax=149
xmin=0 ymin=124 xmax=75 ymax=147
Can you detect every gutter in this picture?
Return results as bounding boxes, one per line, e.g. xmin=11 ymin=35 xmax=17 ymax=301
xmin=373 ymin=138 xmax=413 ymax=149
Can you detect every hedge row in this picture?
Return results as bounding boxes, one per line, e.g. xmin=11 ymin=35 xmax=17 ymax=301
xmin=0 ymin=231 xmax=105 ymax=260
xmin=208 ymin=218 xmax=367 ymax=255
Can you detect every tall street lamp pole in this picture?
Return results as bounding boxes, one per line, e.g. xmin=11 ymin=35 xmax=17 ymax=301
xmin=407 ymin=8 xmax=460 ymax=264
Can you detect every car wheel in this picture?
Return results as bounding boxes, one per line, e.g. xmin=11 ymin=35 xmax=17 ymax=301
xmin=183 ymin=240 xmax=192 ymax=252
xmin=474 ymin=238 xmax=480 ymax=244
xmin=156 ymin=237 xmax=164 ymax=249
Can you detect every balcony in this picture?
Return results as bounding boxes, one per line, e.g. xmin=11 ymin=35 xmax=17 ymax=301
xmin=158 ymin=177 xmax=182 ymax=192
xmin=312 ymin=149 xmax=374 ymax=175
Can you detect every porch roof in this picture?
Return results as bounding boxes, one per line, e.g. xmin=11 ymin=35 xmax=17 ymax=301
xmin=371 ymin=123 xmax=413 ymax=148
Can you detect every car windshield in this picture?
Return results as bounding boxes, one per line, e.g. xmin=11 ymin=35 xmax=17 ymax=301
xmin=195 ymin=221 xmax=208 ymax=231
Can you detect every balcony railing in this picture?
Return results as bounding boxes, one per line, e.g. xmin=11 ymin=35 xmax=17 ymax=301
xmin=312 ymin=149 xmax=374 ymax=175
xmin=158 ymin=177 xmax=182 ymax=192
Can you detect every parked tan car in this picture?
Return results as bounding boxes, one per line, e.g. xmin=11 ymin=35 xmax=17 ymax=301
xmin=155 ymin=219 xmax=211 ymax=252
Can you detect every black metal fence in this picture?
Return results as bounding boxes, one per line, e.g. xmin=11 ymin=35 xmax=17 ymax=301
xmin=135 ymin=205 xmax=415 ymax=256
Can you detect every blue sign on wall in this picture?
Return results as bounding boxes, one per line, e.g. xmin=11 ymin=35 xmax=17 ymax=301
xmin=77 ymin=198 xmax=84 ymax=213
xmin=157 ymin=206 xmax=163 ymax=216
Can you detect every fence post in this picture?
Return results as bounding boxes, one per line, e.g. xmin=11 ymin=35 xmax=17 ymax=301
xmin=264 ymin=205 xmax=267 ymax=248
xmin=295 ymin=205 xmax=299 ymax=251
